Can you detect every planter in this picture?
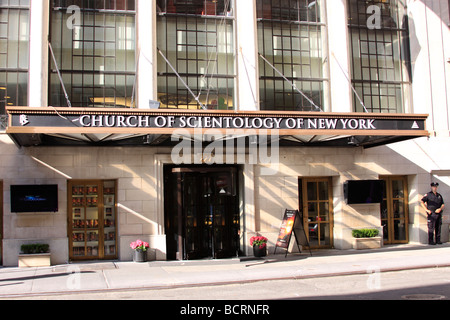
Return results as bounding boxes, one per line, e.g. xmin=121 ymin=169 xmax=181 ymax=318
xmin=133 ymin=249 xmax=148 ymax=263
xmin=353 ymin=237 xmax=383 ymax=250
xmin=253 ymin=245 xmax=267 ymax=258
xmin=18 ymin=253 xmax=51 ymax=268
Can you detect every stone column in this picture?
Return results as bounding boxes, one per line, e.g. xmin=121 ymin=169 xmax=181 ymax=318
xmin=235 ymin=0 xmax=259 ymax=111
xmin=136 ymin=0 xmax=157 ymax=109
xmin=28 ymin=0 xmax=50 ymax=107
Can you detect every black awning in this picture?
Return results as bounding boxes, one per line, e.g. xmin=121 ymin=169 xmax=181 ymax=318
xmin=6 ymin=107 xmax=429 ymax=148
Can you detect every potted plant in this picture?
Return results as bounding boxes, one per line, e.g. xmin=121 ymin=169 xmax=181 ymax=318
xmin=250 ymin=236 xmax=268 ymax=257
xmin=352 ymin=229 xmax=382 ymax=250
xmin=19 ymin=244 xmax=51 ymax=268
xmin=130 ymin=240 xmax=150 ymax=262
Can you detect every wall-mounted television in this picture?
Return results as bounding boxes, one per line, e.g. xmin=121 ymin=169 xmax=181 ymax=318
xmin=11 ymin=185 xmax=59 ymax=213
xmin=344 ymin=180 xmax=385 ymax=204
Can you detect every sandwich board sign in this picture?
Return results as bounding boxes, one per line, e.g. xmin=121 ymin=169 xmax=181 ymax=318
xmin=274 ymin=209 xmax=312 ymax=257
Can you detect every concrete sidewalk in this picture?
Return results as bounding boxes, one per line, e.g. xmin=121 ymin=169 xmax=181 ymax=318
xmin=1 ymin=244 xmax=450 ymax=299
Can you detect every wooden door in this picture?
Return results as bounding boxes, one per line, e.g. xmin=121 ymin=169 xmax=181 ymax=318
xmin=380 ymin=176 xmax=409 ymax=244
xmin=300 ymin=177 xmax=334 ymax=249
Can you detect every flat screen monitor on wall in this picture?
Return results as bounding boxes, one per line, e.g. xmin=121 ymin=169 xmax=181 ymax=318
xmin=344 ymin=180 xmax=384 ymax=205
xmin=10 ymin=185 xmax=59 ymax=213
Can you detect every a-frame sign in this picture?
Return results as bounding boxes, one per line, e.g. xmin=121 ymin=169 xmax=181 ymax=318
xmin=274 ymin=209 xmax=312 ymax=258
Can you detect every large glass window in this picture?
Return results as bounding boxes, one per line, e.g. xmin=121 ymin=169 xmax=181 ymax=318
xmin=157 ymin=0 xmax=235 ymax=110
xmin=257 ymin=0 xmax=328 ymax=112
xmin=0 ymin=0 xmax=29 ymax=124
xmin=348 ymin=0 xmax=411 ymax=113
xmin=49 ymin=0 xmax=136 ymax=108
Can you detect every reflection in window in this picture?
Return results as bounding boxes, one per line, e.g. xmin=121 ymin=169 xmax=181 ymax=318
xmin=348 ymin=0 xmax=411 ymax=113
xmin=257 ymin=0 xmax=328 ymax=112
xmin=0 ymin=0 xmax=29 ymax=119
xmin=49 ymin=0 xmax=136 ymax=108
xmin=157 ymin=0 xmax=235 ymax=110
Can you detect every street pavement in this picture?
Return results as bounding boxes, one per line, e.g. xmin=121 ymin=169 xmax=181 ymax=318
xmin=1 ymin=243 xmax=450 ymax=299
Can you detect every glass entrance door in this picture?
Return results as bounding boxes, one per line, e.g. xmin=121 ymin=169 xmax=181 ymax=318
xmin=381 ymin=176 xmax=409 ymax=244
xmin=300 ymin=177 xmax=334 ymax=249
xmin=165 ymin=166 xmax=240 ymax=260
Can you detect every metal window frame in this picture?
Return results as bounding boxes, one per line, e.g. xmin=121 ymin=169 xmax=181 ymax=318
xmin=257 ymin=0 xmax=328 ymax=112
xmin=0 ymin=5 xmax=30 ymax=116
xmin=156 ymin=0 xmax=236 ymax=110
xmin=348 ymin=0 xmax=411 ymax=113
xmin=49 ymin=0 xmax=136 ymax=108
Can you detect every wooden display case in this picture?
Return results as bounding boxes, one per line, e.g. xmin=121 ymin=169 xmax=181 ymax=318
xmin=68 ymin=180 xmax=118 ymax=261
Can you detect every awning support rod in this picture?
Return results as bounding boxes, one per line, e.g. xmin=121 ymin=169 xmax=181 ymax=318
xmin=49 ymin=42 xmax=72 ymax=108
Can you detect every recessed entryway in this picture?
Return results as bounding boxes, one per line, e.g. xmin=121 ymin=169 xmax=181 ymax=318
xmin=164 ymin=165 xmax=241 ymax=260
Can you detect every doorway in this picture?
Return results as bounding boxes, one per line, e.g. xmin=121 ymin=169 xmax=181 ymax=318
xmin=380 ymin=176 xmax=409 ymax=244
xmin=299 ymin=177 xmax=334 ymax=249
xmin=164 ymin=166 xmax=241 ymax=260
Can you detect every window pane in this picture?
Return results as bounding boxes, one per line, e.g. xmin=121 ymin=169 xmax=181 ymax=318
xmin=307 ymin=182 xmax=317 ymax=201
xmin=319 ymin=223 xmax=331 ymax=246
xmin=318 ymin=181 xmax=328 ymax=200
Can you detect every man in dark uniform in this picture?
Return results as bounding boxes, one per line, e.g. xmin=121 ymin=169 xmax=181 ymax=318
xmin=421 ymin=183 xmax=445 ymax=245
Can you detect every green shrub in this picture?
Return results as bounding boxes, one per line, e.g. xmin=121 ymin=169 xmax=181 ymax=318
xmin=352 ymin=229 xmax=380 ymax=239
xmin=20 ymin=244 xmax=50 ymax=254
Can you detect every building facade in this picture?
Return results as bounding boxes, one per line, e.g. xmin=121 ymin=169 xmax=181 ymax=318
xmin=0 ymin=0 xmax=449 ymax=266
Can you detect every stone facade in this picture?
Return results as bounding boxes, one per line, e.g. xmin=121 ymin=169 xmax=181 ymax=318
xmin=0 ymin=0 xmax=449 ymax=265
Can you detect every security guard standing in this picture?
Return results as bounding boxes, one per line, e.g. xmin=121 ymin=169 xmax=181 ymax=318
xmin=421 ymin=183 xmax=445 ymax=245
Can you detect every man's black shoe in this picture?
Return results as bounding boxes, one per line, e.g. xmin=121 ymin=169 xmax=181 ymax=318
xmin=429 ymin=242 xmax=436 ymax=245
xmin=437 ymin=242 xmax=443 ymax=245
